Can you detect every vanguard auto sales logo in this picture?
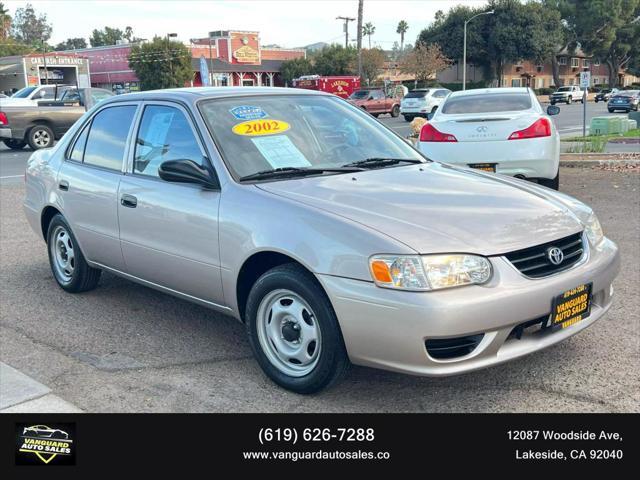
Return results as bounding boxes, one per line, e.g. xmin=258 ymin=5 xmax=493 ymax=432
xmin=15 ymin=423 xmax=76 ymax=465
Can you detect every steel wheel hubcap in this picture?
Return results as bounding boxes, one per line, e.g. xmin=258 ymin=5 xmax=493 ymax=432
xmin=34 ymin=130 xmax=50 ymax=147
xmin=256 ymin=289 xmax=321 ymax=377
xmin=51 ymin=226 xmax=75 ymax=282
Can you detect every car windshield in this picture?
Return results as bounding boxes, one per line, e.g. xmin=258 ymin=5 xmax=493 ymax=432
xmin=441 ymin=93 xmax=532 ymax=114
xmin=12 ymin=86 xmax=37 ymax=98
xmin=405 ymin=90 xmax=428 ymax=99
xmin=349 ymin=90 xmax=370 ymax=99
xmin=616 ymin=90 xmax=639 ymax=97
xmin=557 ymin=87 xmax=573 ymax=92
xmin=199 ymin=94 xmax=424 ymax=180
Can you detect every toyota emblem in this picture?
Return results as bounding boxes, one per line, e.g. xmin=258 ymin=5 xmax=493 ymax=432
xmin=547 ymin=247 xmax=564 ymax=265
xmin=476 ymin=126 xmax=488 ymax=133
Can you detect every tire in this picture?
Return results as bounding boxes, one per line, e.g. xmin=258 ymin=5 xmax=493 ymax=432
xmin=245 ymin=263 xmax=350 ymax=394
xmin=595 ymin=99 xmax=599 ymax=103
xmin=372 ymin=113 xmax=380 ymax=118
xmin=608 ymin=108 xmax=615 ymax=113
xmin=403 ymin=115 xmax=413 ymax=122
xmin=3 ymin=138 xmax=26 ymax=150
xmin=27 ymin=124 xmax=54 ymax=150
xmin=390 ymin=105 xmax=400 ymax=117
xmin=46 ymin=214 xmax=101 ymax=293
xmin=550 ymin=101 xmax=555 ymax=106
xmin=567 ymin=96 xmax=572 ymax=104
xmin=538 ymin=171 xmax=560 ymax=190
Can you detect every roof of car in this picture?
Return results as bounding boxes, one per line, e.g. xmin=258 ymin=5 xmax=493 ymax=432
xmin=105 ymin=86 xmax=329 ymax=104
xmin=447 ymin=87 xmax=531 ymax=98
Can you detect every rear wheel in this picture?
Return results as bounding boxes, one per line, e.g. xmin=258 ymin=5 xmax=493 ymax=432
xmin=550 ymin=101 xmax=556 ymax=105
xmin=403 ymin=115 xmax=413 ymax=122
xmin=46 ymin=214 xmax=101 ymax=292
xmin=390 ymin=105 xmax=400 ymax=117
xmin=245 ymin=263 xmax=350 ymax=393
xmin=27 ymin=124 xmax=54 ymax=150
xmin=538 ymin=171 xmax=560 ymax=190
xmin=567 ymin=96 xmax=572 ymax=104
xmin=3 ymin=139 xmax=26 ymax=150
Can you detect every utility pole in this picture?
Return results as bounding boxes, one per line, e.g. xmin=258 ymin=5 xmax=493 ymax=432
xmin=336 ymin=16 xmax=355 ymax=48
xmin=41 ymin=38 xmax=48 ymax=85
xmin=166 ymin=33 xmax=177 ymax=87
xmin=356 ymin=0 xmax=363 ymax=78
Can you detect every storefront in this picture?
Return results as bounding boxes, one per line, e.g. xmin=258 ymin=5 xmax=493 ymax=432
xmin=189 ymin=30 xmax=305 ymax=87
xmin=0 ymin=53 xmax=90 ymax=94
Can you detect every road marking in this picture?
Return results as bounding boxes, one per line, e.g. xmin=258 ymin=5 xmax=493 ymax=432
xmin=0 ymin=174 xmax=23 ymax=179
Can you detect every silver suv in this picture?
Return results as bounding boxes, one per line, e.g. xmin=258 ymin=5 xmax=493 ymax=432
xmin=24 ymin=87 xmax=619 ymax=393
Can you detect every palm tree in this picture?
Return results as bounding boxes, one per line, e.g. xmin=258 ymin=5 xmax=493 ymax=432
xmin=396 ymin=20 xmax=408 ymax=52
xmin=0 ymin=2 xmax=11 ymax=40
xmin=362 ymin=22 xmax=375 ymax=49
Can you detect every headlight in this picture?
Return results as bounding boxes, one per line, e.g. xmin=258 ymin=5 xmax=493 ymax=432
xmin=369 ymin=254 xmax=492 ymax=291
xmin=584 ymin=211 xmax=604 ymax=246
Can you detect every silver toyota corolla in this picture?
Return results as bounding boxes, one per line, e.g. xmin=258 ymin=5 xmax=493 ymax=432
xmin=24 ymin=87 xmax=620 ymax=393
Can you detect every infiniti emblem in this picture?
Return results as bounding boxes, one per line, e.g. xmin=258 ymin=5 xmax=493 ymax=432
xmin=547 ymin=247 xmax=564 ymax=265
xmin=476 ymin=126 xmax=488 ymax=133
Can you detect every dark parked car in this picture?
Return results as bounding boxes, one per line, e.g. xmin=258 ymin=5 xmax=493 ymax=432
xmin=594 ymin=88 xmax=619 ymax=103
xmin=607 ymin=90 xmax=640 ymax=113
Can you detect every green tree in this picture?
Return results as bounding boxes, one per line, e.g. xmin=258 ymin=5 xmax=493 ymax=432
xmin=280 ymin=57 xmax=314 ymax=85
xmin=363 ymin=22 xmax=376 ymax=49
xmin=55 ymin=37 xmax=87 ymax=51
xmin=0 ymin=2 xmax=11 ymax=40
xmin=10 ymin=3 xmax=51 ymax=46
xmin=312 ymin=44 xmax=358 ymax=75
xmin=396 ymin=20 xmax=409 ymax=51
xmin=90 ymin=26 xmax=124 ymax=47
xmin=360 ymin=47 xmax=386 ymax=85
xmin=129 ymin=36 xmax=193 ymax=90
xmin=399 ymin=43 xmax=451 ymax=88
xmin=0 ymin=37 xmax=33 ymax=57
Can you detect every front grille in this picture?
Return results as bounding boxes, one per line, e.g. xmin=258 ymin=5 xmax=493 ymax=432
xmin=425 ymin=334 xmax=484 ymax=360
xmin=504 ymin=231 xmax=585 ymax=278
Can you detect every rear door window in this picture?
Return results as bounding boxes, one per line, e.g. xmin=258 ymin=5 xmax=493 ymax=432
xmin=405 ymin=91 xmax=428 ymax=99
xmin=441 ymin=93 xmax=532 ymax=114
xmin=83 ymin=105 xmax=137 ymax=170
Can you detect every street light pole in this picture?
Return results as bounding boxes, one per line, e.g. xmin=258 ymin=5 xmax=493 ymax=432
xmin=463 ymin=10 xmax=494 ymax=90
xmin=166 ymin=33 xmax=177 ymax=87
xmin=208 ymin=32 xmax=215 ymax=86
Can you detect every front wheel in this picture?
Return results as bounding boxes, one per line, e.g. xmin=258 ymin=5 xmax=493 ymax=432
xmin=390 ymin=105 xmax=400 ymax=117
xmin=567 ymin=96 xmax=572 ymax=104
xmin=47 ymin=214 xmax=101 ymax=292
xmin=608 ymin=108 xmax=615 ymax=113
xmin=538 ymin=171 xmax=560 ymax=190
xmin=245 ymin=264 xmax=350 ymax=394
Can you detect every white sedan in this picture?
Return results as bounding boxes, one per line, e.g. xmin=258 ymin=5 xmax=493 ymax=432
xmin=418 ymin=87 xmax=561 ymax=190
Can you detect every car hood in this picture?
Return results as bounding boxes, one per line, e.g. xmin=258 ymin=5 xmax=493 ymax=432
xmin=256 ymin=163 xmax=583 ymax=255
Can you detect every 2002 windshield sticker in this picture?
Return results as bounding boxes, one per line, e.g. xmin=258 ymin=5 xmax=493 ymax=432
xmin=232 ymin=119 xmax=291 ymax=136
xmin=15 ymin=423 xmax=76 ymax=465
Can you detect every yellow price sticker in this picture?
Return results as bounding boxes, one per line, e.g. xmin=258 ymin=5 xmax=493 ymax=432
xmin=232 ymin=119 xmax=290 ymax=136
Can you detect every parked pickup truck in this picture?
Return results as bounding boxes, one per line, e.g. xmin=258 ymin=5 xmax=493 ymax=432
xmin=347 ymin=89 xmax=401 ymax=117
xmin=0 ymin=87 xmax=113 ymax=150
xmin=549 ymin=85 xmax=586 ymax=105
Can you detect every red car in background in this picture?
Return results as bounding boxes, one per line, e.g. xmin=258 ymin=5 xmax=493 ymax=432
xmin=291 ymin=75 xmax=360 ymax=99
xmin=346 ymin=89 xmax=401 ymax=117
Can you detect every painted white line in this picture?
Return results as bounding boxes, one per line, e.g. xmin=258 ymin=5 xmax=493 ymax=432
xmin=0 ymin=174 xmax=23 ymax=179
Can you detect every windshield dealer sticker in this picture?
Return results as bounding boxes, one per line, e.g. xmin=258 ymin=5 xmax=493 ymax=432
xmin=251 ymin=135 xmax=311 ymax=169
xmin=232 ymin=119 xmax=290 ymax=136
xmin=229 ymin=105 xmax=268 ymax=120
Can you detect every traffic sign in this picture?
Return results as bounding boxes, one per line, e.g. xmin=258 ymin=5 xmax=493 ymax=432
xmin=580 ymin=71 xmax=591 ymax=88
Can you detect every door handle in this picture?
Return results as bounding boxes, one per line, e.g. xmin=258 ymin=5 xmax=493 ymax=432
xmin=120 ymin=194 xmax=137 ymax=208
xmin=58 ymin=180 xmax=69 ymax=191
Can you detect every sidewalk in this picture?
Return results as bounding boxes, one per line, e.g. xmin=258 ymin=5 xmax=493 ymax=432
xmin=0 ymin=362 xmax=83 ymax=413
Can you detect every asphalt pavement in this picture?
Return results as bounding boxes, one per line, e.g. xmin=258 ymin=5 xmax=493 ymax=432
xmin=0 ymin=166 xmax=638 ymax=412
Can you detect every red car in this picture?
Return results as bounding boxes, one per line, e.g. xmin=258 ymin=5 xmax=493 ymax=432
xmin=346 ymin=89 xmax=400 ymax=117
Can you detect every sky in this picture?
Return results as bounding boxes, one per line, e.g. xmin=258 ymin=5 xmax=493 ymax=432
xmin=5 ymin=0 xmax=487 ymax=49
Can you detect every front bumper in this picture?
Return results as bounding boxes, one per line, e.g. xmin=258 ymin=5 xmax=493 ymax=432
xmin=0 ymin=127 xmax=12 ymax=139
xmin=318 ymin=238 xmax=619 ymax=376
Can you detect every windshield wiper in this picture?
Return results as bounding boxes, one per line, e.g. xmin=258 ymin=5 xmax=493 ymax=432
xmin=239 ymin=166 xmax=362 ymax=182
xmin=341 ymin=157 xmax=424 ymax=169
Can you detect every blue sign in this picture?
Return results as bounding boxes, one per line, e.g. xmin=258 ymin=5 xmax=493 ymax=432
xmin=200 ymin=55 xmax=210 ymax=87
xmin=229 ymin=105 xmax=268 ymax=120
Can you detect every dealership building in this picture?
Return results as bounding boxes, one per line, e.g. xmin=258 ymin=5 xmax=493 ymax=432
xmin=58 ymin=29 xmax=305 ymax=92
xmin=0 ymin=53 xmax=90 ymax=94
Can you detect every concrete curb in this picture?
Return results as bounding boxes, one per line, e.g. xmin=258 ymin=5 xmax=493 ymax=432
xmin=0 ymin=362 xmax=83 ymax=413
xmin=560 ymin=152 xmax=640 ymax=167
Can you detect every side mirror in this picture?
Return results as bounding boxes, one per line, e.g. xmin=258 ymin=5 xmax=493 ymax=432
xmin=158 ymin=159 xmax=218 ymax=189
xmin=547 ymin=105 xmax=560 ymax=116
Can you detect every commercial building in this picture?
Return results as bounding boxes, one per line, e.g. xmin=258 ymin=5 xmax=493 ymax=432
xmin=0 ymin=53 xmax=90 ymax=94
xmin=189 ymin=30 xmax=305 ymax=87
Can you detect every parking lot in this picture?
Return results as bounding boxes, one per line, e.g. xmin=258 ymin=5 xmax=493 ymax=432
xmin=1 ymin=155 xmax=638 ymax=412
